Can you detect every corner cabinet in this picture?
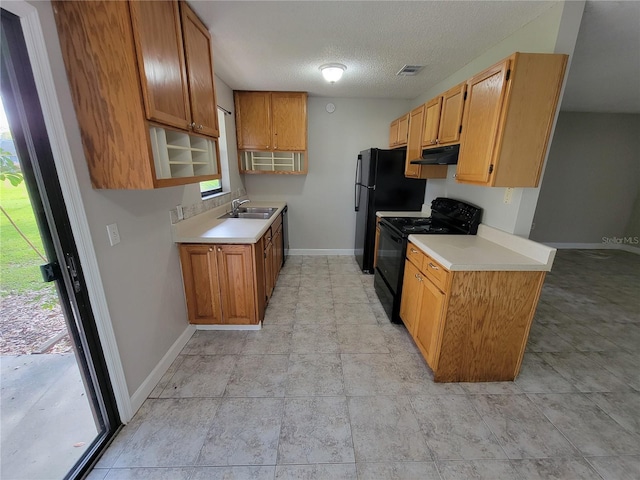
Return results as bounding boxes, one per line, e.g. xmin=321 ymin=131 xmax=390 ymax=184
xmin=235 ymin=91 xmax=308 ymax=174
xmin=456 ymin=53 xmax=567 ymax=187
xmin=389 ymin=113 xmax=409 ymax=148
xmin=400 ymin=242 xmax=546 ymax=382
xmin=404 ymin=106 xmax=447 ymax=180
xmin=53 ymin=0 xmax=220 ymax=189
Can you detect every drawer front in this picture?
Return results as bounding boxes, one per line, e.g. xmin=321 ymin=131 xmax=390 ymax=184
xmin=422 ymin=254 xmax=448 ymax=291
xmin=406 ymin=242 xmax=425 ymax=268
xmin=264 ymin=226 xmax=273 ymax=244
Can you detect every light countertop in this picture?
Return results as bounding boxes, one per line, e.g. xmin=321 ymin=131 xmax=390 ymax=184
xmin=172 ymin=201 xmax=287 ymax=244
xmin=376 ymin=208 xmax=430 ymax=218
xmin=409 ymin=224 xmax=556 ymax=272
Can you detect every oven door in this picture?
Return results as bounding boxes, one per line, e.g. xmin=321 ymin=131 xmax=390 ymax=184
xmin=375 ymin=222 xmax=405 ymax=294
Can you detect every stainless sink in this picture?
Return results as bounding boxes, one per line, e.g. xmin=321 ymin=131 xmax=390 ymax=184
xmin=218 ymin=207 xmax=277 ymax=220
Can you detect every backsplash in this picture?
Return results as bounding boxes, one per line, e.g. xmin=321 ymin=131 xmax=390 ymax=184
xmin=169 ymin=187 xmax=247 ymax=224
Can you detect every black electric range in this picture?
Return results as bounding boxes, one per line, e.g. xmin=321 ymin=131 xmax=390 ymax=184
xmin=375 ymin=198 xmax=482 ymax=324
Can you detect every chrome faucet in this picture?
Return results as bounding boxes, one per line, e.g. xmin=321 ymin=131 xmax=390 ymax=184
xmin=231 ymin=198 xmax=250 ymax=215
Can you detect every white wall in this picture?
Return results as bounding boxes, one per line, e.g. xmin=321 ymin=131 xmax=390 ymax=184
xmin=31 ymin=1 xmax=193 ymax=397
xmin=411 ymin=1 xmax=585 ymax=236
xmin=181 ymin=76 xmax=245 ymax=207
xmin=244 ymin=97 xmax=410 ymax=252
xmin=530 ymin=112 xmax=640 ymax=244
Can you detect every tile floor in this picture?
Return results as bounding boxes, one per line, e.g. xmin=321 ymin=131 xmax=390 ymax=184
xmin=89 ymin=250 xmax=640 ymax=480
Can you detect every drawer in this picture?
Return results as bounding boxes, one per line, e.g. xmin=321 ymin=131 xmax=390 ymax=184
xmin=406 ymin=242 xmax=425 ymax=268
xmin=422 ymin=253 xmax=449 ymax=291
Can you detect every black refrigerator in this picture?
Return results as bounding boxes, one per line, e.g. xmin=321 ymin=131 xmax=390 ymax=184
xmin=354 ymin=148 xmax=427 ymax=273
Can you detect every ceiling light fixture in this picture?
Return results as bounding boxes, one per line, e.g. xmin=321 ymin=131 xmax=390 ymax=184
xmin=319 ymin=63 xmax=346 ymax=83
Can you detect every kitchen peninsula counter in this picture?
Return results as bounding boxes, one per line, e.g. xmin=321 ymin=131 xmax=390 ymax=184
xmin=409 ymin=224 xmax=555 ymax=272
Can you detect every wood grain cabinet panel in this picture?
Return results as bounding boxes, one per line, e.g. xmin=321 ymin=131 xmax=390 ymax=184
xmin=437 ymin=82 xmax=466 ymax=145
xmin=179 ymin=245 xmax=222 ymax=324
xmin=181 ymin=1 xmax=219 ymax=137
xmin=405 ymin=106 xmax=447 ymax=179
xmin=457 ymin=53 xmax=567 ymax=187
xmin=397 ymin=114 xmax=409 ymax=146
xmin=130 ymin=0 xmax=191 ymax=130
xmin=271 ymin=92 xmax=307 ymax=151
xmin=53 ymin=0 xmax=221 ymax=189
xmin=216 ymin=245 xmax=256 ymax=325
xmin=234 ymin=92 xmax=272 ymax=150
xmin=389 ymin=119 xmax=399 ymax=147
xmin=422 ymin=97 xmax=442 ymax=147
xmin=400 ymin=242 xmax=546 ymax=382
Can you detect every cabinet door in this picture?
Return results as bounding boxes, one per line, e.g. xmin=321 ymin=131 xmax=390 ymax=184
xmin=389 ymin=119 xmax=399 ymax=147
xmin=438 ymin=82 xmax=466 ymax=145
xmin=264 ymin=240 xmax=274 ymax=300
xmin=397 ymin=114 xmax=409 ymax=146
xmin=179 ymin=245 xmax=222 ymax=324
xmin=130 ymin=0 xmax=191 ymax=130
xmin=271 ymin=92 xmax=307 ymax=151
xmin=457 ymin=60 xmax=510 ymax=184
xmin=422 ymin=97 xmax=442 ymax=147
xmin=181 ymin=2 xmax=219 ymax=137
xmin=216 ymin=245 xmax=257 ymax=324
xmin=273 ymin=224 xmax=283 ymax=279
xmin=399 ymin=260 xmax=423 ymax=335
xmin=414 ymin=277 xmax=445 ymax=369
xmin=404 ymin=105 xmax=424 ymax=178
xmin=235 ymin=91 xmax=272 ymax=150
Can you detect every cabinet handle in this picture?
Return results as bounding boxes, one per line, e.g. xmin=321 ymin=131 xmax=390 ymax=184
xmin=410 ymin=248 xmax=418 ymax=254
xmin=208 ymin=247 xmax=213 ymax=252
xmin=189 ymin=122 xmax=196 ymax=129
xmin=198 ymin=124 xmax=203 ymax=130
xmin=217 ymin=247 xmax=222 ymax=252
xmin=428 ymin=262 xmax=439 ymax=270
xmin=415 ymin=273 xmax=423 ymax=282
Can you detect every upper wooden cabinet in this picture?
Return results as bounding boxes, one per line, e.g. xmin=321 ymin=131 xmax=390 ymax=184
xmin=423 ymin=82 xmax=466 ymax=148
xmin=404 ymin=106 xmax=448 ymax=180
xmin=234 ymin=91 xmax=308 ymax=174
xmin=53 ymin=0 xmax=221 ymax=189
xmin=389 ymin=113 xmax=409 ymax=148
xmin=131 ymin=0 xmax=218 ymax=136
xmin=456 ymin=53 xmax=567 ymax=187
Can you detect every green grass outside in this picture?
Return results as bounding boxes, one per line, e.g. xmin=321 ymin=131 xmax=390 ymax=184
xmin=0 ymin=179 xmax=52 ymax=298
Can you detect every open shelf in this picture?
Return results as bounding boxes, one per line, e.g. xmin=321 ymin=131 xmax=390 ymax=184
xmin=240 ymin=151 xmax=305 ymax=174
xmin=149 ymin=127 xmax=220 ymax=180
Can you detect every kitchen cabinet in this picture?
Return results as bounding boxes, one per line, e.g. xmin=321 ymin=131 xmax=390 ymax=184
xmin=389 ymin=113 xmax=409 ymax=148
xmin=404 ymin=106 xmax=448 ymax=180
xmin=422 ymin=82 xmax=466 ymax=148
xmin=53 ymin=0 xmax=221 ymax=189
xmin=261 ymin=214 xmax=284 ymax=304
xmin=235 ymin=91 xmax=308 ymax=174
xmin=179 ymin=244 xmax=258 ymax=325
xmin=400 ymin=241 xmax=546 ymax=382
xmin=456 ymin=53 xmax=567 ymax=187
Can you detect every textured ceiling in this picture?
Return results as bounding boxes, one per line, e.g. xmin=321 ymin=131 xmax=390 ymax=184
xmin=560 ymin=1 xmax=640 ymax=113
xmin=192 ymin=1 xmax=557 ymax=99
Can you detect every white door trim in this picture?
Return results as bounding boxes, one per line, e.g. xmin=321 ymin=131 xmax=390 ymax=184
xmin=2 ymin=0 xmax=133 ymax=422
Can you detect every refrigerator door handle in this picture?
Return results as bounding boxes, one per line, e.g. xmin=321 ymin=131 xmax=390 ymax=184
xmin=354 ymin=155 xmax=362 ymax=211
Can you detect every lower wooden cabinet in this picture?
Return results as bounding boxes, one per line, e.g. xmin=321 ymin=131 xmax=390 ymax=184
xmin=400 ymin=242 xmax=546 ymax=382
xmin=178 ymin=212 xmax=285 ymax=326
xmin=179 ymin=244 xmax=257 ymax=325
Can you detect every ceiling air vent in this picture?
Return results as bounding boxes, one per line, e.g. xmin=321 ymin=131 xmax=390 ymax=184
xmin=396 ymin=65 xmax=424 ymax=76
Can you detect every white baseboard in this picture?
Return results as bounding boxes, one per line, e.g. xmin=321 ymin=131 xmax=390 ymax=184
xmin=544 ymin=242 xmax=640 ymax=255
xmin=196 ymin=324 xmax=262 ymax=331
xmin=129 ymin=325 xmax=196 ymax=417
xmin=288 ymin=249 xmax=354 ymax=255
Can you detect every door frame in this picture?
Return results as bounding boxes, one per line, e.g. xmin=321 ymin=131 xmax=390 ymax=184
xmin=2 ymin=0 xmax=132 ymax=422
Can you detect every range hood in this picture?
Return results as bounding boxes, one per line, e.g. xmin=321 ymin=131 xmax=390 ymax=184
xmin=410 ymin=144 xmax=460 ymax=165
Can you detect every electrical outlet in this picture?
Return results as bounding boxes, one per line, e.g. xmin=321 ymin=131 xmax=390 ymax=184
xmin=503 ymin=187 xmax=514 ymax=204
xmin=106 ymin=223 xmax=121 ymax=246
xmin=176 ymin=205 xmax=184 ymax=220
